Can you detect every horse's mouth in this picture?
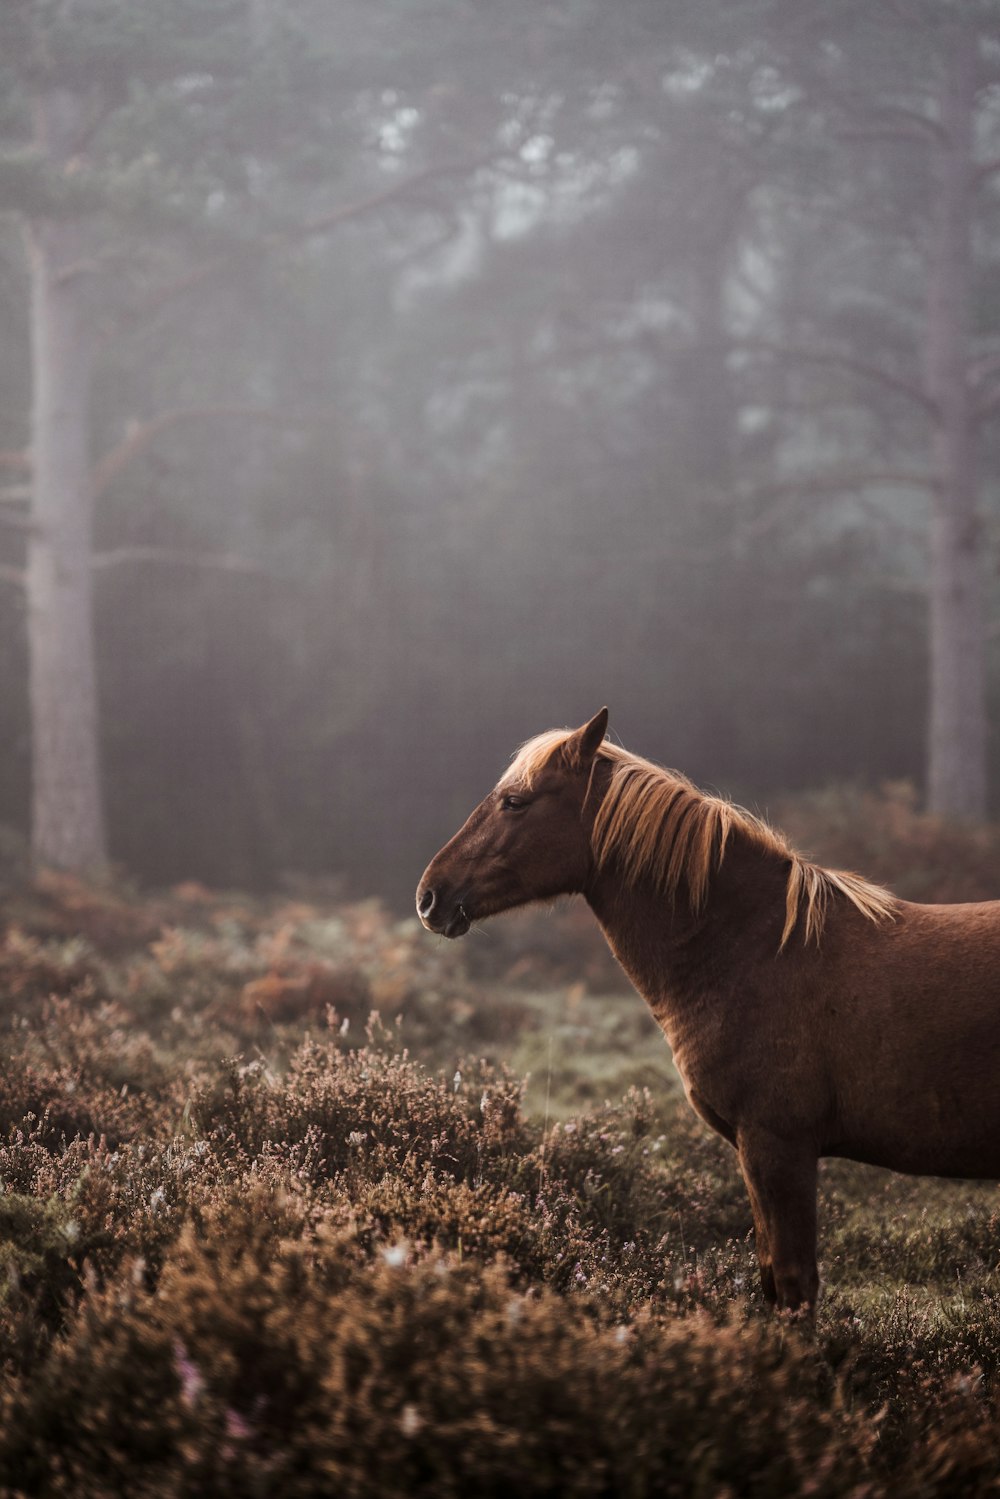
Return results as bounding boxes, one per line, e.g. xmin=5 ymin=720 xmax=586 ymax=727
xmin=442 ymin=904 xmax=472 ymax=939
xmin=417 ymin=901 xmax=472 ymax=939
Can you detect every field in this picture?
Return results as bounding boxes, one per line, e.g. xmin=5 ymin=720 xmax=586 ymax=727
xmin=4 ymin=794 xmax=1000 ymax=1497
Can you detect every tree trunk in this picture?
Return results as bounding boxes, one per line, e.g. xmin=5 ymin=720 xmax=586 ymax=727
xmin=25 ymin=91 xmax=107 ymax=872
xmin=685 ymin=189 xmax=742 ymax=494
xmin=924 ymin=28 xmax=985 ymax=821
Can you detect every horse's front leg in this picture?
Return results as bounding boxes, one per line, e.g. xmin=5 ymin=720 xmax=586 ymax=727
xmin=738 ymin=1129 xmax=819 ymax=1316
xmin=745 ymin=1194 xmax=777 ymax=1308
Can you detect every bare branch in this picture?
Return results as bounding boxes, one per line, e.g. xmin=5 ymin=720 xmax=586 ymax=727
xmin=877 ymin=105 xmax=947 ymax=142
xmin=91 ymin=406 xmax=287 ymax=500
xmin=115 ymin=156 xmax=491 ymax=336
xmin=66 ymin=84 xmax=119 ymax=160
xmin=91 ymin=546 xmax=264 ymax=575
xmin=975 ymin=384 xmax=1000 ymax=424
xmin=790 ymin=47 xmax=944 ymax=137
xmin=298 ymin=156 xmax=492 ymax=238
xmin=55 ymin=258 xmax=110 ymax=287
xmin=835 ymin=123 xmax=935 ymax=148
xmin=728 ymin=338 xmax=937 ymax=415
xmin=738 ymin=466 xmax=934 ymax=544
xmin=747 ymin=467 xmax=935 ymax=503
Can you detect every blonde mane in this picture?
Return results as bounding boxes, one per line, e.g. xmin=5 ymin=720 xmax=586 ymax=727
xmin=506 ymin=730 xmax=895 ymax=949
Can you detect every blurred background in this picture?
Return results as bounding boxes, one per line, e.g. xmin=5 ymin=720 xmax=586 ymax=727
xmin=1 ymin=0 xmax=999 ymax=904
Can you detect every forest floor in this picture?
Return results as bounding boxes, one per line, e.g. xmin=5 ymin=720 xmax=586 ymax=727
xmin=4 ymin=798 xmax=1000 ymax=1495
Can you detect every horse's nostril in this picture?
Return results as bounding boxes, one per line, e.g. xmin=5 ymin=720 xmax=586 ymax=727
xmin=418 ymin=888 xmax=436 ymax=917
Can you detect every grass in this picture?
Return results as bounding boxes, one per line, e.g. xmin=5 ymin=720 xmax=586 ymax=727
xmin=1 ymin=854 xmax=1000 ymax=1494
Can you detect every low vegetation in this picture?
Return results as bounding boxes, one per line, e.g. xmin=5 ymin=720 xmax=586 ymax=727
xmin=3 ymin=795 xmax=1000 ymax=1495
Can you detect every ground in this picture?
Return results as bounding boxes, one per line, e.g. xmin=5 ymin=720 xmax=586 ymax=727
xmin=1 ymin=855 xmax=1000 ymax=1495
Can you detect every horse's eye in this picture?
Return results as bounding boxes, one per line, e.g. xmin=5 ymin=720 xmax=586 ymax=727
xmin=501 ymin=793 xmax=529 ymax=812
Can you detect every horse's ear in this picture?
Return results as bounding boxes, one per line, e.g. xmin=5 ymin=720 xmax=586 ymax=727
xmin=565 ymin=707 xmax=609 ymax=768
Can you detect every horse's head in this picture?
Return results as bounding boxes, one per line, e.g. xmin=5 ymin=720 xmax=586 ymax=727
xmin=416 ymin=708 xmax=609 ymax=937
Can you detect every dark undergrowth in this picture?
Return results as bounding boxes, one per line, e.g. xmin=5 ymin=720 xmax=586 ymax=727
xmin=1 ymin=861 xmax=1000 ymax=1495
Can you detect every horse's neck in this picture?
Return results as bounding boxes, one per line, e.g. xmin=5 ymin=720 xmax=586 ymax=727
xmin=584 ymin=835 xmax=789 ymax=1025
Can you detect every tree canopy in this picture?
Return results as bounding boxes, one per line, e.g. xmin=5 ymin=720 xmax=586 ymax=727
xmin=1 ymin=0 xmax=999 ymax=895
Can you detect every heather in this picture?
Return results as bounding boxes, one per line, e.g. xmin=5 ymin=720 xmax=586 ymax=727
xmin=3 ymin=828 xmax=1000 ymax=1495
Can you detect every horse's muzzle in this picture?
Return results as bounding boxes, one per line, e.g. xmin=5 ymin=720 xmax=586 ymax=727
xmin=416 ymin=883 xmax=472 ymax=938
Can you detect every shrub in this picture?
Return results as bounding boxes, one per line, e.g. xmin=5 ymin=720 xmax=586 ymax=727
xmin=5 ymin=871 xmax=1000 ymax=1496
xmin=776 ymin=782 xmax=1000 ymax=904
xmin=191 ymin=1039 xmax=532 ymax=1185
xmin=0 ymin=1194 xmax=873 ymax=1499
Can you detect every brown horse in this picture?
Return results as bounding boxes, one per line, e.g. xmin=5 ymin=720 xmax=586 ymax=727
xmin=417 ymin=708 xmax=1000 ymax=1314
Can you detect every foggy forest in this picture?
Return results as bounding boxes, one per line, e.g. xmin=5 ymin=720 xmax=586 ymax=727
xmin=1 ymin=0 xmax=999 ymax=897
xmin=5 ymin=2 xmax=1000 ymax=1494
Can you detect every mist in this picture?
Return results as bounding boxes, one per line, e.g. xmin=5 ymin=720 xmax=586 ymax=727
xmin=1 ymin=0 xmax=998 ymax=901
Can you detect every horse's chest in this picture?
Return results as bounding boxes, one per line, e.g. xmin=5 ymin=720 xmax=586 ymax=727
xmin=661 ymin=1010 xmax=742 ymax=1138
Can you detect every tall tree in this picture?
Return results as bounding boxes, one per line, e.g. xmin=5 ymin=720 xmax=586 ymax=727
xmin=923 ymin=19 xmax=991 ymax=817
xmin=0 ymin=0 xmax=484 ymax=872
xmin=25 ymin=88 xmax=106 ymax=868
xmin=0 ymin=3 xmax=263 ymax=869
xmin=743 ymin=2 xmax=1000 ymax=818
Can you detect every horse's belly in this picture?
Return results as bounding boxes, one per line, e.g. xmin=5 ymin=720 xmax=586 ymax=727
xmin=827 ymin=1059 xmax=1000 ymax=1179
xmin=829 ymin=1134 xmax=1000 ymax=1180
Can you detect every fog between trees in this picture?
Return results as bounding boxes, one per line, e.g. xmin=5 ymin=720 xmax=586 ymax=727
xmin=1 ymin=0 xmax=999 ymax=903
